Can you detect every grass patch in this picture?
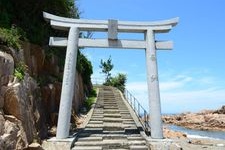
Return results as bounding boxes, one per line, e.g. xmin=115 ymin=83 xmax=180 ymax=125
xmin=84 ymin=88 xmax=97 ymax=111
xmin=14 ymin=62 xmax=27 ymax=81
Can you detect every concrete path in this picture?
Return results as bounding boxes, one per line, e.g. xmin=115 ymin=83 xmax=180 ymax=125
xmin=72 ymin=86 xmax=149 ymax=150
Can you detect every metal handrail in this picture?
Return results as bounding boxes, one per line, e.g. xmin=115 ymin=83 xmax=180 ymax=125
xmin=123 ymin=89 xmax=150 ymax=135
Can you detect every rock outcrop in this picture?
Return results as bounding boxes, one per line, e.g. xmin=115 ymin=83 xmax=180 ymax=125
xmin=213 ymin=105 xmax=225 ymax=114
xmin=0 ymin=42 xmax=89 ymax=149
xmin=163 ymin=127 xmax=187 ymax=139
xmin=163 ymin=106 xmax=225 ymax=131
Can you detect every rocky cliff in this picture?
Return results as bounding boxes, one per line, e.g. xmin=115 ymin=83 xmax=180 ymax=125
xmin=163 ymin=106 xmax=225 ymax=132
xmin=0 ymin=42 xmax=89 ymax=149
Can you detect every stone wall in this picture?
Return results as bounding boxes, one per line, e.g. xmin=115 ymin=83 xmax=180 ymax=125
xmin=0 ymin=42 xmax=87 ymax=149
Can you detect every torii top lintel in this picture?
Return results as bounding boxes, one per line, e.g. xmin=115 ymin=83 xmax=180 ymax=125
xmin=43 ymin=12 xmax=178 ymax=33
xmin=43 ymin=12 xmax=178 ymax=50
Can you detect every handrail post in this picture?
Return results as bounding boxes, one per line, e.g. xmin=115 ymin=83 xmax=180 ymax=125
xmin=123 ymin=88 xmax=151 ymax=136
xmin=138 ymin=103 xmax=140 ymax=117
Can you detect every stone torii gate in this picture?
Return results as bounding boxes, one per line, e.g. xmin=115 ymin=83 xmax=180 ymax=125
xmin=43 ymin=12 xmax=178 ymax=139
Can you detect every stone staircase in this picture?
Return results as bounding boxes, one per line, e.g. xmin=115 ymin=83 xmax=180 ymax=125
xmin=72 ymin=86 xmax=149 ymax=150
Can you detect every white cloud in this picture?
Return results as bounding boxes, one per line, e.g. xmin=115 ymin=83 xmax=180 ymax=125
xmin=160 ymin=75 xmax=192 ymax=91
xmin=126 ymin=82 xmax=147 ymax=91
xmin=161 ymin=87 xmax=225 ymax=113
xmin=125 ymin=73 xmax=225 ymax=114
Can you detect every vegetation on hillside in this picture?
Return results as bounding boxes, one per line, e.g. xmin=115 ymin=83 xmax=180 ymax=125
xmin=0 ymin=0 xmax=79 ymax=44
xmin=100 ymin=56 xmax=127 ymax=92
xmin=84 ymin=88 xmax=97 ymax=111
xmin=0 ymin=0 xmax=93 ymax=85
xmin=0 ymin=26 xmax=22 ymax=50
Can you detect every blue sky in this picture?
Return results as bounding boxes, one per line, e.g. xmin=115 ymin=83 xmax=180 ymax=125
xmin=78 ymin=0 xmax=225 ymax=114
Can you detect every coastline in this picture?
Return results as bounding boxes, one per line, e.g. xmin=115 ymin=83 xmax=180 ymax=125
xmin=163 ymin=105 xmax=225 ymax=132
xmin=163 ymin=125 xmax=225 ymax=150
xmin=161 ymin=106 xmax=225 ymax=149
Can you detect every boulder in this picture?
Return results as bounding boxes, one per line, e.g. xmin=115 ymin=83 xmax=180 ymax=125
xmin=21 ymin=42 xmax=45 ymax=76
xmin=163 ymin=128 xmax=187 ymax=139
xmin=0 ymin=51 xmax=14 ymax=86
xmin=1 ymin=115 xmax=28 ymax=150
xmin=27 ymin=142 xmax=43 ymax=150
xmin=214 ymin=105 xmax=225 ymax=114
xmin=0 ymin=114 xmax=5 ymax=135
xmin=3 ymin=75 xmax=48 ymax=146
xmin=0 ymin=96 xmax=4 ymax=109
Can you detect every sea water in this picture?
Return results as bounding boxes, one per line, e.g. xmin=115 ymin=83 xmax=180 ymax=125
xmin=166 ymin=124 xmax=225 ymax=140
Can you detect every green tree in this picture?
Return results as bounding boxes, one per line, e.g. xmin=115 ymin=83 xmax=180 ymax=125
xmin=109 ymin=73 xmax=127 ymax=92
xmin=100 ymin=56 xmax=114 ymax=83
xmin=0 ymin=0 xmax=80 ymax=44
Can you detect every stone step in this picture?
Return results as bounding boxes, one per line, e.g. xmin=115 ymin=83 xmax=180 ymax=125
xmin=92 ymin=113 xmax=104 ymax=116
xmin=75 ymin=139 xmax=148 ymax=149
xmin=130 ymin=145 xmax=149 ymax=150
xmin=91 ymin=117 xmax=104 ymax=121
xmin=92 ymin=113 xmax=104 ymax=115
xmin=103 ymin=118 xmax=123 ymax=122
xmin=102 ymin=134 xmax=127 ymax=140
xmin=86 ymin=124 xmax=103 ymax=128
xmin=86 ymin=123 xmax=131 ymax=129
xmin=121 ymin=116 xmax=133 ymax=119
xmin=103 ymin=101 xmax=116 ymax=103
xmin=103 ymin=130 xmax=125 ymax=134
xmin=72 ymin=146 xmax=102 ymax=150
xmin=77 ymin=136 xmax=103 ymax=141
xmin=103 ymin=110 xmax=120 ymax=114
xmin=104 ymin=106 xmax=118 ymax=109
xmin=72 ymin=86 xmax=149 ymax=150
xmin=103 ymin=114 xmax=121 ymax=118
xmin=127 ymin=136 xmax=144 ymax=140
xmin=123 ymin=121 xmax=136 ymax=124
xmin=75 ymin=140 xmax=128 ymax=146
xmin=83 ymin=128 xmax=103 ymax=134
xmin=89 ymin=121 xmax=103 ymax=124
xmin=128 ymin=140 xmax=147 ymax=145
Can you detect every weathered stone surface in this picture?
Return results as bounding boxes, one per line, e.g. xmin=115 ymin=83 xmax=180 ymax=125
xmin=163 ymin=128 xmax=186 ymax=139
xmin=0 ymin=41 xmax=89 ymax=148
xmin=0 ymin=51 xmax=14 ymax=83
xmin=1 ymin=115 xmax=28 ymax=150
xmin=0 ymin=96 xmax=4 ymax=108
xmin=3 ymin=75 xmax=48 ymax=145
xmin=0 ymin=45 xmax=23 ymax=65
xmin=0 ymin=51 xmax=14 ymax=109
xmin=214 ymin=105 xmax=225 ymax=114
xmin=73 ymin=72 xmax=85 ymax=114
xmin=27 ymin=142 xmax=43 ymax=150
xmin=42 ymin=140 xmax=71 ymax=150
xmin=0 ymin=114 xmax=5 ymax=135
xmin=21 ymin=42 xmax=45 ymax=76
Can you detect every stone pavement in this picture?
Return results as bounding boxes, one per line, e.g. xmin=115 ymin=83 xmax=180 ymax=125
xmin=72 ymin=86 xmax=149 ymax=150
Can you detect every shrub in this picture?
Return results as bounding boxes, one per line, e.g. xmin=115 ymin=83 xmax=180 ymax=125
xmin=0 ymin=26 xmax=22 ymax=50
xmin=105 ymin=73 xmax=127 ymax=92
xmin=14 ymin=62 xmax=28 ymax=81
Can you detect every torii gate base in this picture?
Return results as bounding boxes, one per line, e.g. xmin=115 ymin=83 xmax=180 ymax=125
xmin=43 ymin=12 xmax=178 ymax=139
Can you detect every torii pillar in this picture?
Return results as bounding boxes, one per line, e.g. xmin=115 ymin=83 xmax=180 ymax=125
xmin=43 ymin=12 xmax=178 ymax=139
xmin=146 ymin=29 xmax=163 ymax=138
xmin=56 ymin=27 xmax=79 ymax=138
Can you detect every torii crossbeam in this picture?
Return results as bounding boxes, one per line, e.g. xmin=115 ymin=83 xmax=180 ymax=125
xmin=43 ymin=12 xmax=178 ymax=139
